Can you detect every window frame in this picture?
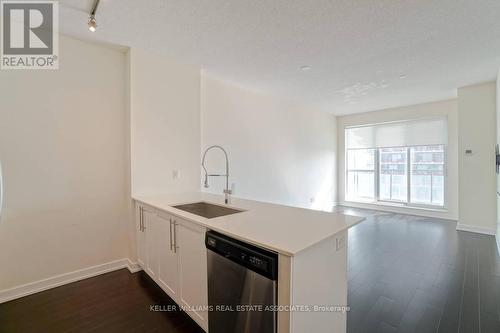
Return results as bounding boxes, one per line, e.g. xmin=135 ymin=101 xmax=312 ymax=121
xmin=345 ymin=145 xmax=447 ymax=210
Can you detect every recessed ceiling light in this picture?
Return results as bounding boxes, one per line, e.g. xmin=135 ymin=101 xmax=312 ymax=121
xmin=300 ymin=65 xmax=311 ymax=72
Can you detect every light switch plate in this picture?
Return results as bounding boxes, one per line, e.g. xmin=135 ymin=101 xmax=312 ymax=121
xmin=172 ymin=170 xmax=180 ymax=179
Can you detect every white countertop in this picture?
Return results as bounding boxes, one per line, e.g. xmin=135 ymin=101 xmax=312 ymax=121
xmin=133 ymin=192 xmax=364 ymax=256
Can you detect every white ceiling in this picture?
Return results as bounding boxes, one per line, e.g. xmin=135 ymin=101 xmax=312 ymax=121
xmin=58 ymin=0 xmax=500 ymax=115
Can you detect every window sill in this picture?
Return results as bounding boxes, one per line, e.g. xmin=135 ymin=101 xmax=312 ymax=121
xmin=343 ymin=199 xmax=448 ymax=213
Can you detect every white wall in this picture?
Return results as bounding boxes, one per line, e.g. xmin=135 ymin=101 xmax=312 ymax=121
xmin=497 ymin=70 xmax=500 ymax=252
xmin=457 ymin=82 xmax=497 ymax=234
xmin=201 ymin=75 xmax=337 ymax=211
xmin=0 ymin=36 xmax=130 ymax=290
xmin=337 ymin=99 xmax=459 ymax=220
xmin=129 ymin=49 xmax=201 ymax=263
xmin=129 ymin=49 xmax=201 ymax=197
xmin=497 ymin=69 xmax=500 ymax=252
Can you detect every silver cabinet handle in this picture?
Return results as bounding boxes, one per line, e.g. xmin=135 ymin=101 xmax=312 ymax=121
xmin=169 ymin=218 xmax=174 ymax=251
xmin=142 ymin=208 xmax=146 ymax=231
xmin=139 ymin=206 xmax=142 ymax=231
xmin=173 ymin=221 xmax=178 ymax=253
xmin=140 ymin=207 xmax=146 ymax=232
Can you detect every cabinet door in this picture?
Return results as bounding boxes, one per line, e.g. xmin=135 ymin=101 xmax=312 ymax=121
xmin=176 ymin=218 xmax=208 ymax=331
xmin=144 ymin=209 xmax=159 ymax=279
xmin=157 ymin=213 xmax=179 ymax=300
xmin=136 ymin=204 xmax=146 ymax=268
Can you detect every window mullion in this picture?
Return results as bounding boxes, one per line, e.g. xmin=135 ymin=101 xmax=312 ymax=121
xmin=389 ymin=174 xmax=393 ymax=200
xmin=375 ymin=148 xmax=380 ymax=202
xmin=406 ymin=147 xmax=411 ymax=205
xmin=430 ymin=173 xmax=433 ymax=204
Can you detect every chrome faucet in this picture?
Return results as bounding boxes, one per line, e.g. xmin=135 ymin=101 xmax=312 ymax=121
xmin=202 ymin=145 xmax=232 ymax=204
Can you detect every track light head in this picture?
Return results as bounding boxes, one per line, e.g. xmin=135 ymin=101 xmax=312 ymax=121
xmin=87 ymin=0 xmax=100 ymax=32
xmin=88 ymin=15 xmax=97 ymax=32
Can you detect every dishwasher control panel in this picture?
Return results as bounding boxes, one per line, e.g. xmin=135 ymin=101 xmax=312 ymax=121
xmin=206 ymin=231 xmax=278 ymax=280
xmin=249 ymin=256 xmax=268 ymax=271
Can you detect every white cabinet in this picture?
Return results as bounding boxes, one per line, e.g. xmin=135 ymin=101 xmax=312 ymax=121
xmin=135 ymin=202 xmax=208 ymax=332
xmin=176 ymin=219 xmax=209 ymax=328
xmin=136 ymin=205 xmax=146 ymax=268
xmin=144 ymin=209 xmax=159 ymax=279
xmin=136 ymin=204 xmax=158 ymax=278
xmin=157 ymin=213 xmax=179 ymax=300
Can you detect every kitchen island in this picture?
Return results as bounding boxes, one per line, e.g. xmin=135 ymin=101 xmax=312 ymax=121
xmin=133 ymin=192 xmax=364 ymax=333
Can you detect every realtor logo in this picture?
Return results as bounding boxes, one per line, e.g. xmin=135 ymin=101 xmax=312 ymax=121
xmin=1 ymin=0 xmax=58 ymax=69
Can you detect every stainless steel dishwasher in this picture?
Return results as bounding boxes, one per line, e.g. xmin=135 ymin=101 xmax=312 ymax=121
xmin=205 ymin=231 xmax=278 ymax=333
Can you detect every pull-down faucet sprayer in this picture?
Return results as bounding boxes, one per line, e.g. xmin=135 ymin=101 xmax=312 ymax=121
xmin=202 ymin=145 xmax=232 ymax=204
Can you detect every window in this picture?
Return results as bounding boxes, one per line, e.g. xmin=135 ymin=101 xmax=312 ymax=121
xmin=345 ymin=118 xmax=448 ymax=209
xmin=346 ymin=145 xmax=446 ymax=208
xmin=410 ymin=145 xmax=445 ymax=206
xmin=379 ymin=148 xmax=407 ymax=202
xmin=346 ymin=149 xmax=375 ymax=201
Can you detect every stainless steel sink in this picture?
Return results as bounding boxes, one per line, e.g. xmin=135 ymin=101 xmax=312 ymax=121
xmin=172 ymin=202 xmax=244 ymax=219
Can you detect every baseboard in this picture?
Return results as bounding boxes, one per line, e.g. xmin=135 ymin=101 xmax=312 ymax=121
xmin=0 ymin=258 xmax=142 ymax=304
xmin=340 ymin=201 xmax=456 ymax=221
xmin=456 ymin=224 xmax=497 ymax=236
xmin=126 ymin=259 xmax=143 ymax=273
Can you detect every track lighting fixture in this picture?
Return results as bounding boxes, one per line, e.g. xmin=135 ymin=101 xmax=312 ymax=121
xmin=88 ymin=0 xmax=100 ymax=32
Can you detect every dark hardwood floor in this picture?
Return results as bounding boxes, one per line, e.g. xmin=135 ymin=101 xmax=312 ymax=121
xmin=338 ymin=207 xmax=500 ymax=333
xmin=1 ymin=208 xmax=499 ymax=333
xmin=0 ymin=269 xmax=204 ymax=333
